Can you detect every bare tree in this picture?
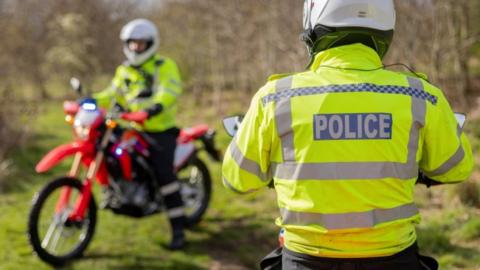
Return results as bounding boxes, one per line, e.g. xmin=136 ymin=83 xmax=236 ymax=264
xmin=154 ymin=0 xmax=305 ymax=112
xmin=390 ymin=0 xmax=479 ymax=108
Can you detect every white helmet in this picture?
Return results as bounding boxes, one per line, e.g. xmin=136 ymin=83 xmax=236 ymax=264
xmin=120 ymin=19 xmax=159 ymax=66
xmin=302 ymin=0 xmax=396 ymax=61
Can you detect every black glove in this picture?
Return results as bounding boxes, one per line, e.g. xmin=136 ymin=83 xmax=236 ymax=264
xmin=416 ymin=172 xmax=442 ymax=187
xmin=113 ymin=102 xmax=126 ymax=113
xmin=268 ymin=180 xmax=275 ymax=189
xmin=137 ymin=88 xmax=153 ymax=98
xmin=145 ymin=103 xmax=164 ymax=118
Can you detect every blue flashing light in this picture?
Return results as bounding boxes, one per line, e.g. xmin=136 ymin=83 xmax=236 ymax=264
xmin=79 ymin=98 xmax=98 ymax=111
xmin=115 ymin=148 xmax=123 ymax=156
xmin=82 ymin=103 xmax=97 ymax=111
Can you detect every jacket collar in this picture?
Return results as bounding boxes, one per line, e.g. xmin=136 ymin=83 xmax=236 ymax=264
xmin=124 ymin=54 xmax=158 ymax=68
xmin=310 ymin=43 xmax=383 ymax=72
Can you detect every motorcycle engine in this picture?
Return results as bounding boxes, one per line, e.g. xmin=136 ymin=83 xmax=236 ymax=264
xmin=120 ymin=180 xmax=149 ymax=208
xmin=105 ymin=143 xmax=158 ymax=217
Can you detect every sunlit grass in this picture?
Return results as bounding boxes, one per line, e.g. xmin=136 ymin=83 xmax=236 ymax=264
xmin=1 ymin=96 xmax=480 ymax=269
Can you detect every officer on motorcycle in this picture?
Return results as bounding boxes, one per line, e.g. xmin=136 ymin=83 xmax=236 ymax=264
xmin=94 ymin=18 xmax=186 ymax=250
xmin=222 ymin=0 xmax=473 ymax=269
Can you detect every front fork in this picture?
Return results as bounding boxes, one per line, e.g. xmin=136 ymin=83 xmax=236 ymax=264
xmin=55 ymin=128 xmax=114 ymax=221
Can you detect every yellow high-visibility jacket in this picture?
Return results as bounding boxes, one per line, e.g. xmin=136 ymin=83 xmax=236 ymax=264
xmin=94 ymin=54 xmax=182 ymax=132
xmin=222 ymin=43 xmax=473 ymax=258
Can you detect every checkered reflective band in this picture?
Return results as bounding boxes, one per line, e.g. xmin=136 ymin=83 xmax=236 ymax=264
xmin=262 ymin=83 xmax=438 ymax=106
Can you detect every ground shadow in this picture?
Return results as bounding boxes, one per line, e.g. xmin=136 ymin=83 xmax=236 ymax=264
xmin=56 ymin=253 xmax=207 ymax=270
xmin=183 ymin=214 xmax=278 ymax=269
xmin=47 ymin=213 xmax=277 ymax=270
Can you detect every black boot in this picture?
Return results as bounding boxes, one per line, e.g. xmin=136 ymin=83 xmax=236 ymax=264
xmin=167 ymin=215 xmax=186 ymax=250
xmin=168 ymin=231 xmax=185 ymax=250
xmin=162 ymin=185 xmax=186 ymax=250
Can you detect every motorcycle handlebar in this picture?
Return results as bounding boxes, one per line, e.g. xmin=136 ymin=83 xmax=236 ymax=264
xmin=63 ymin=99 xmax=136 ymax=124
xmin=119 ymin=111 xmax=148 ymax=125
xmin=63 ymin=101 xmax=80 ymax=115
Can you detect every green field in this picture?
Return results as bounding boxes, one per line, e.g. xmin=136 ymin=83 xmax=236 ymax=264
xmin=1 ymin=99 xmax=479 ymax=270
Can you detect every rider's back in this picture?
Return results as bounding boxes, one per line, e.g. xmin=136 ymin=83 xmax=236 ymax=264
xmin=241 ymin=43 xmax=473 ymax=258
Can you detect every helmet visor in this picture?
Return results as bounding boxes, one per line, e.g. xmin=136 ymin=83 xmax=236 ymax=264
xmin=127 ymin=39 xmax=150 ymax=53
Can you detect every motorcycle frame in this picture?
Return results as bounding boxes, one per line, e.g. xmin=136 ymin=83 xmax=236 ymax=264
xmin=49 ymin=127 xmax=114 ymax=222
xmin=36 ymin=105 xmax=219 ymax=223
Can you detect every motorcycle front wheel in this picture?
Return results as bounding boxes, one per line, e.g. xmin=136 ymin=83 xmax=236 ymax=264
xmin=28 ymin=177 xmax=97 ymax=266
xmin=177 ymin=156 xmax=212 ymax=226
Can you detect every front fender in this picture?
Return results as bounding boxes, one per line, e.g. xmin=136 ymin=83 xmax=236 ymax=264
xmin=35 ymin=142 xmax=95 ymax=173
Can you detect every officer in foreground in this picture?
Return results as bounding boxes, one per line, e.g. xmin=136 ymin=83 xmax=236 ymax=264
xmin=222 ymin=0 xmax=473 ymax=269
xmin=95 ymin=19 xmax=186 ymax=250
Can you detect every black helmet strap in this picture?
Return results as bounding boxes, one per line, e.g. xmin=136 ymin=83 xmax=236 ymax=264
xmin=301 ymin=25 xmax=394 ymax=67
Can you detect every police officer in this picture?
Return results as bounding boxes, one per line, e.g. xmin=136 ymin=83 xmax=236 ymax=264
xmin=95 ymin=18 xmax=185 ymax=250
xmin=222 ymin=1 xmax=473 ymax=269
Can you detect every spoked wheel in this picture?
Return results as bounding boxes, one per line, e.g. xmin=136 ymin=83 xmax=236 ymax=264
xmin=177 ymin=157 xmax=212 ymax=226
xmin=28 ymin=177 xmax=96 ymax=266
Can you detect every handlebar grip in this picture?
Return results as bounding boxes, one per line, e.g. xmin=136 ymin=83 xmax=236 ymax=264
xmin=119 ymin=111 xmax=149 ymax=124
xmin=63 ymin=101 xmax=80 ymax=115
xmin=416 ymin=172 xmax=443 ymax=187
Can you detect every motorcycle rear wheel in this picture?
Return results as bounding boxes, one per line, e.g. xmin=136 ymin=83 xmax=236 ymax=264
xmin=178 ymin=157 xmax=212 ymax=226
xmin=28 ymin=177 xmax=97 ymax=266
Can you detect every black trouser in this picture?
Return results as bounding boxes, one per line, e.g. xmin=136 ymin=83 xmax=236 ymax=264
xmin=261 ymin=243 xmax=438 ymax=270
xmin=144 ymin=130 xmax=185 ymax=237
xmin=283 ymin=243 xmax=438 ymax=270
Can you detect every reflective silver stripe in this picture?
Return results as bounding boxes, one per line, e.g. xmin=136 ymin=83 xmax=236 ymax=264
xmin=167 ymin=207 xmax=185 ymax=218
xmin=163 ymin=87 xmax=180 ymax=97
xmin=280 ymin=202 xmax=419 ymax=229
xmin=424 ymin=121 xmax=468 ymax=176
xmin=275 ymin=76 xmax=295 ymax=161
xmin=276 ymin=99 xmax=295 ymax=161
xmin=426 ymin=145 xmax=465 ymax=176
xmin=420 ymin=260 xmax=434 ymax=270
xmin=153 ymin=64 xmax=159 ymax=92
xmin=272 ymin=161 xmax=417 ymax=180
xmin=229 ymin=141 xmax=270 ymax=181
xmin=408 ymin=97 xmax=425 ymax=168
xmin=160 ymin=182 xmax=180 ymax=196
xmin=405 ymin=78 xmax=426 ymax=175
xmin=169 ymin=79 xmax=181 ymax=87
xmin=129 ymin=98 xmax=148 ymax=104
xmin=407 ymin=77 xmax=423 ymax=92
xmin=223 ymin=177 xmax=258 ymax=194
xmin=411 ymin=97 xmax=426 ymax=127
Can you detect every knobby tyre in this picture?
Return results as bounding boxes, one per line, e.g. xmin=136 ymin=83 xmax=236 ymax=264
xmin=28 ymin=177 xmax=97 ymax=266
xmin=178 ymin=156 xmax=212 ymax=227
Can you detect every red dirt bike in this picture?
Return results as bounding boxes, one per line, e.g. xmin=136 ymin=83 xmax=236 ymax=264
xmin=28 ymin=79 xmax=221 ymax=266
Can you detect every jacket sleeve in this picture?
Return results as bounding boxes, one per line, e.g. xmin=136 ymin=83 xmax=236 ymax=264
xmin=93 ymin=66 xmax=127 ymax=109
xmin=151 ymin=58 xmax=182 ymax=111
xmin=222 ymin=90 xmax=272 ymax=194
xmin=419 ymin=87 xmax=473 ymax=183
